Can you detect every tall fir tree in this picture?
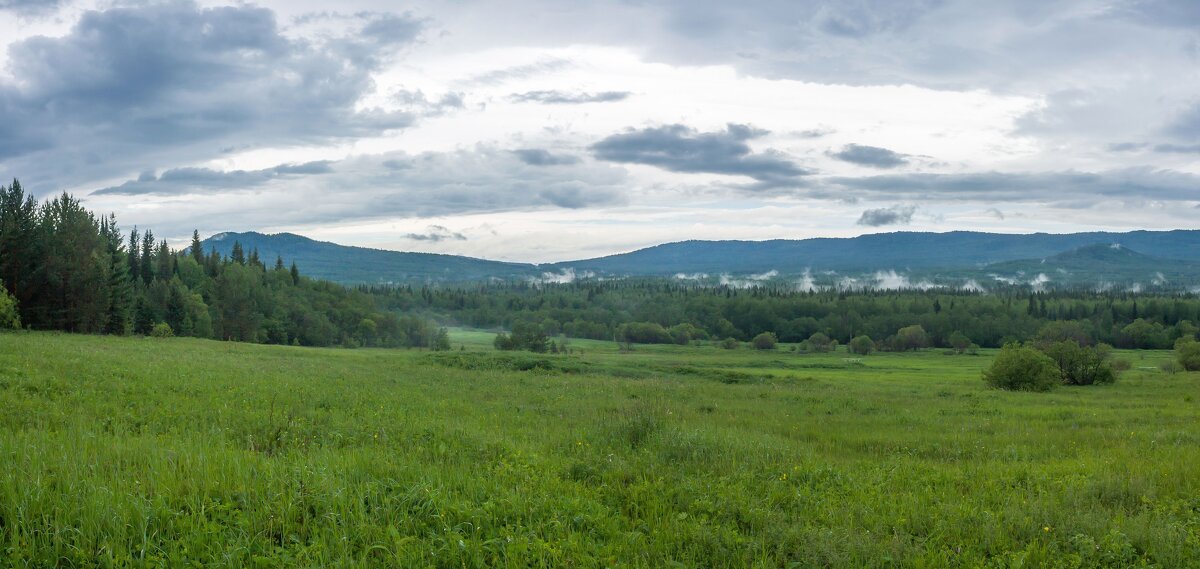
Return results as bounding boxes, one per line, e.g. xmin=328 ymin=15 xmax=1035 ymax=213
xmin=190 ymin=230 xmax=204 ymax=264
xmin=140 ymin=230 xmax=155 ymax=285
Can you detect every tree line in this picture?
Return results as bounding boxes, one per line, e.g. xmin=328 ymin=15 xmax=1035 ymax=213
xmin=0 ymin=181 xmax=446 ymax=349
xmin=364 ymin=280 xmax=1200 ymax=350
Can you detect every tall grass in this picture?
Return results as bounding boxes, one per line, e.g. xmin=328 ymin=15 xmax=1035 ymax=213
xmin=0 ymin=331 xmax=1197 ymax=567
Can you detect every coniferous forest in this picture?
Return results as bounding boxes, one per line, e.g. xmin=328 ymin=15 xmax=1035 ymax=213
xmin=0 ymin=180 xmax=446 ymax=348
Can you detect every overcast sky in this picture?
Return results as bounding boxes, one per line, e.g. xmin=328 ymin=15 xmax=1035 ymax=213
xmin=1 ymin=0 xmax=1198 ymax=262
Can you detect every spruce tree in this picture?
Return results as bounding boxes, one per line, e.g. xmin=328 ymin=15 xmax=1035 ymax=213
xmin=140 ymin=230 xmax=155 ymax=284
xmin=190 ymin=230 xmax=204 ymax=264
xmin=231 ymin=241 xmax=245 ymax=265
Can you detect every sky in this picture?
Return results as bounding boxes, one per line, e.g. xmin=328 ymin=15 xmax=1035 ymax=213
xmin=0 ymin=0 xmax=1198 ymax=262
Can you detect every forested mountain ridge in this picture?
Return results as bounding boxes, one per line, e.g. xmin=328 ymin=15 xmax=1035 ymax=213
xmin=199 ymin=229 xmax=1200 ymax=286
xmin=550 ymin=230 xmax=1200 ymax=275
xmin=200 ymin=231 xmax=536 ymax=283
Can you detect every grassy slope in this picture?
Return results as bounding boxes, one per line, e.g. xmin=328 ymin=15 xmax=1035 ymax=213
xmin=1 ymin=332 xmax=1198 ymax=567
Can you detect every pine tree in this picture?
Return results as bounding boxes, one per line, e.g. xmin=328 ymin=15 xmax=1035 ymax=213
xmin=231 ymin=241 xmax=245 ymax=265
xmin=275 ymin=256 xmax=285 ymax=271
xmin=290 ymin=262 xmax=300 ymax=285
xmin=156 ymin=240 xmax=172 ymax=281
xmin=127 ymin=229 xmax=140 ymax=286
xmin=190 ymin=230 xmax=204 ymax=264
xmin=0 ymin=179 xmax=42 ymax=323
xmin=140 ymin=230 xmax=155 ymax=284
xmin=102 ymin=214 xmax=133 ymax=334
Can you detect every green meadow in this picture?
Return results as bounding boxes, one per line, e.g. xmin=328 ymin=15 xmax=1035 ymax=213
xmin=1 ymin=331 xmax=1198 ymax=567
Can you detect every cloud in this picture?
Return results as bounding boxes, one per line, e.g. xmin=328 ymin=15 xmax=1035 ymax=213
xmin=461 ymin=58 xmax=573 ymax=85
xmin=88 ymin=146 xmax=629 ymax=233
xmin=509 ymin=90 xmax=631 ymax=104
xmin=1153 ymin=143 xmax=1200 ymax=154
xmin=359 ymin=12 xmax=425 ymax=45
xmin=0 ymin=1 xmax=421 ymax=191
xmin=512 ymin=148 xmax=581 ymax=166
xmin=830 ymin=144 xmax=909 ymax=168
xmin=93 ymin=161 xmax=335 ymax=195
xmin=392 ymin=89 xmax=466 ymax=116
xmin=403 ymin=225 xmax=467 ymax=242
xmin=590 ymin=123 xmax=810 ymax=186
xmin=827 ymin=168 xmax=1200 ymax=204
xmin=0 ymin=0 xmax=61 ymax=16
xmin=857 ymin=204 xmax=917 ymax=226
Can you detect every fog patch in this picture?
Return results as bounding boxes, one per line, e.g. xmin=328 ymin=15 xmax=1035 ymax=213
xmin=531 ymin=268 xmax=594 ymax=285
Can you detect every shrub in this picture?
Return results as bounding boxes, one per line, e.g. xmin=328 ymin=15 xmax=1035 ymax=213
xmin=0 ymin=284 xmax=19 ymax=330
xmin=894 ymin=325 xmax=929 ymax=351
xmin=849 ymin=333 xmax=878 ymax=355
xmin=617 ymin=322 xmax=674 ymax=345
xmin=495 ymin=322 xmax=549 ymax=352
xmin=431 ymin=328 xmax=451 ymax=351
xmin=982 ymin=343 xmax=1060 ymax=392
xmin=751 ymin=332 xmax=778 ymax=350
xmin=1177 ymin=337 xmax=1200 ymax=371
xmin=150 ymin=322 xmax=174 ymax=338
xmin=1111 ymin=358 xmax=1132 ymax=372
xmin=947 ymin=331 xmax=973 ymax=354
xmin=807 ymin=332 xmax=832 ymax=352
xmin=1040 ymin=341 xmax=1117 ymax=385
xmin=720 ymin=337 xmax=740 ymax=350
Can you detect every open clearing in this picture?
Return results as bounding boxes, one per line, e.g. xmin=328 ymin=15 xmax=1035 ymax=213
xmin=1 ymin=331 xmax=1198 ymax=567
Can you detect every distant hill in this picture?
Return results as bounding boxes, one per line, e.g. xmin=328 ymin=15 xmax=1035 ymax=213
xmin=982 ymin=243 xmax=1200 ymax=285
xmin=548 ymin=230 xmax=1200 ymax=275
xmin=199 ymin=232 xmax=536 ymax=283
xmin=198 ymin=229 xmax=1200 ymax=286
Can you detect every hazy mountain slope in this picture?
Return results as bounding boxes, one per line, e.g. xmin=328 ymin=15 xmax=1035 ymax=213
xmin=199 ymin=229 xmax=1200 ymax=285
xmin=549 ymin=230 xmax=1200 ymax=275
xmin=199 ymin=232 xmax=536 ymax=283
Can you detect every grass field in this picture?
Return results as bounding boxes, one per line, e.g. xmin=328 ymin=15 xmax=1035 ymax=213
xmin=1 ymin=331 xmax=1198 ymax=567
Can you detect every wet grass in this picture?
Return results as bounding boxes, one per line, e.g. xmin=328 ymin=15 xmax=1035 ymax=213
xmin=0 ymin=330 xmax=1198 ymax=567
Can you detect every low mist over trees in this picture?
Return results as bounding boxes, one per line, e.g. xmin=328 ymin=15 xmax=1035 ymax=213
xmin=0 ymin=180 xmax=441 ymax=348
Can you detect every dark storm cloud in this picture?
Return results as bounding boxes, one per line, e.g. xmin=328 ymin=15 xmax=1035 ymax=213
xmin=830 ymin=144 xmax=909 ymax=168
xmin=512 ymin=149 xmax=581 ymax=166
xmin=857 ymin=204 xmax=917 ymax=226
xmin=0 ymin=1 xmax=420 ymax=192
xmin=509 ymin=90 xmax=631 ymax=104
xmin=403 ymin=225 xmax=467 ymax=242
xmin=93 ymin=161 xmax=335 ymax=196
xmin=591 ymin=124 xmax=810 ymax=185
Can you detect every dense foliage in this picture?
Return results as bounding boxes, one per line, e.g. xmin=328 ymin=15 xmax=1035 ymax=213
xmin=0 ymin=181 xmax=442 ymax=348
xmin=368 ymin=280 xmax=1200 ymax=350
xmin=982 ymin=343 xmax=1061 ymax=391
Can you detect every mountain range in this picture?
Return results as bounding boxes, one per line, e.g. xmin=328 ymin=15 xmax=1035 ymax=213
xmin=199 ymin=230 xmax=1200 ymax=289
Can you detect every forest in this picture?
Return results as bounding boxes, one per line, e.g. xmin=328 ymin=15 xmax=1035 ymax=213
xmin=4 ymin=178 xmax=1199 ymax=354
xmin=369 ymin=280 xmax=1200 ymax=351
xmin=0 ymin=181 xmax=447 ymax=349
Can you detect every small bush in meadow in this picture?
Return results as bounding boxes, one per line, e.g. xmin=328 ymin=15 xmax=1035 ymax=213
xmin=848 ymin=335 xmax=874 ymax=355
xmin=751 ymin=332 xmax=778 ymax=350
xmin=720 ymin=337 xmax=740 ymax=350
xmin=150 ymin=322 xmax=174 ymax=338
xmin=983 ymin=343 xmax=1059 ymax=392
xmin=1176 ymin=337 xmax=1200 ymax=371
